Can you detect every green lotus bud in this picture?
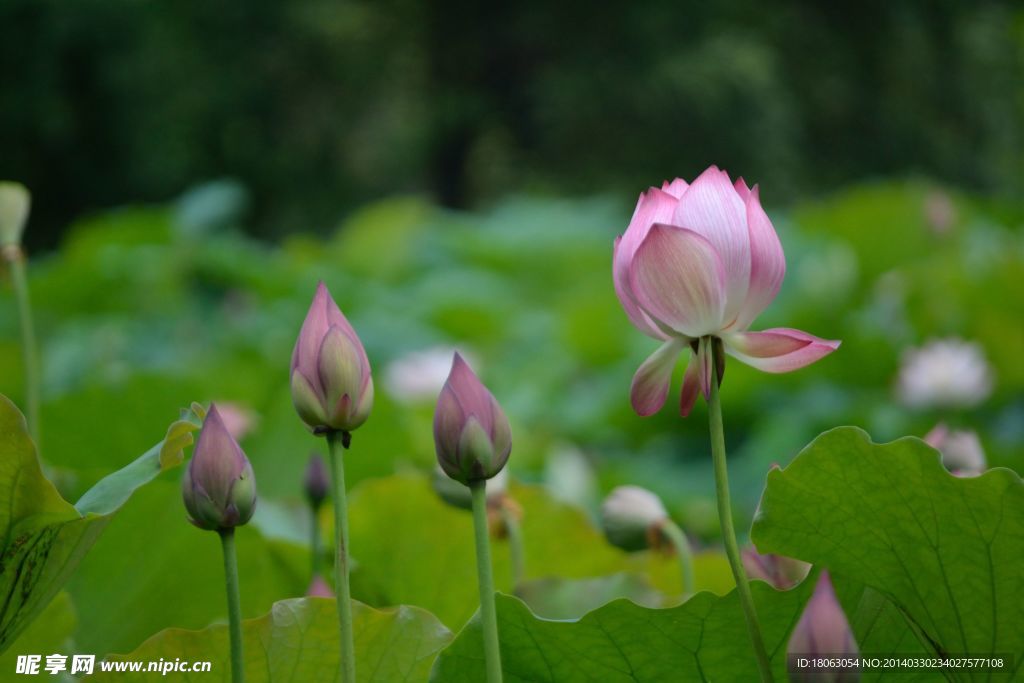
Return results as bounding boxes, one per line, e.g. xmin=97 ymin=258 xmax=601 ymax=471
xmin=0 ymin=182 xmax=30 ymax=249
xmin=600 ymin=485 xmax=669 ymax=551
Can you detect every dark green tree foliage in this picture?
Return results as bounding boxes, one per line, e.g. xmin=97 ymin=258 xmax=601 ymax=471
xmin=1 ymin=0 xmax=1020 ymax=246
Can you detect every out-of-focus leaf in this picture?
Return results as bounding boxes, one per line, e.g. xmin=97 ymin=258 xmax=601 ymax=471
xmin=0 ymin=395 xmax=189 ymax=653
xmin=0 ymin=592 xmax=76 ymax=674
xmin=753 ymin=427 xmax=1024 ymax=677
xmin=96 ymin=598 xmax=452 ymax=682
xmin=515 ymin=573 xmax=661 ymax=619
xmin=68 ymin=480 xmax=307 ymax=655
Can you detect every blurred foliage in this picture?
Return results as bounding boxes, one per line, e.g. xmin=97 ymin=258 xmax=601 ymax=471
xmin=1 ymin=1 xmax=1021 ymax=246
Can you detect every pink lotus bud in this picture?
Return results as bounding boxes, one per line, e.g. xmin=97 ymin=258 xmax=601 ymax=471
xmin=306 ymin=575 xmax=334 ymax=598
xmin=182 ymin=404 xmax=257 ymax=531
xmin=923 ymin=423 xmax=987 ymax=476
xmin=613 ymin=167 xmax=839 ymax=417
xmin=290 ymin=282 xmax=374 ymax=433
xmin=788 ymin=572 xmax=859 ymax=682
xmin=433 ymin=353 xmax=511 ymax=485
xmin=600 ymin=485 xmax=668 ymax=551
xmin=742 ymin=547 xmax=810 ymax=590
xmin=0 ymin=182 xmax=30 ymax=248
xmin=304 ymin=452 xmax=330 ymax=507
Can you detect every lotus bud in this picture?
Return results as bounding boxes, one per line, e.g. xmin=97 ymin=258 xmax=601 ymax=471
xmin=742 ymin=547 xmax=810 ymax=590
xmin=788 ymin=571 xmax=859 ymax=682
xmin=182 ymin=404 xmax=257 ymax=531
xmin=304 ymin=453 xmax=330 ymax=507
xmin=433 ymin=353 xmax=511 ymax=485
xmin=600 ymin=485 xmax=669 ymax=551
xmin=306 ymin=575 xmax=334 ymax=598
xmin=432 ymin=465 xmax=509 ymax=511
xmin=923 ymin=423 xmax=986 ymax=476
xmin=291 ymin=282 xmax=374 ymax=434
xmin=0 ymin=182 xmax=30 ymax=249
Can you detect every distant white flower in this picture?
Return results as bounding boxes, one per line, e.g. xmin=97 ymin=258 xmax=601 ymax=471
xmin=384 ymin=346 xmax=475 ymax=404
xmin=924 ymin=423 xmax=987 ymax=475
xmin=544 ymin=444 xmax=597 ymax=508
xmin=897 ymin=338 xmax=992 ymax=409
xmin=600 ymin=485 xmax=668 ymax=551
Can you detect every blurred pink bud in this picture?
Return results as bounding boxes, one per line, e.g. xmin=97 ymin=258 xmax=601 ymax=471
xmin=614 ymin=167 xmax=839 ymax=417
xmin=788 ymin=572 xmax=859 ymax=682
xmin=291 ymin=282 xmax=374 ymax=433
xmin=182 ymin=404 xmax=257 ymax=531
xmin=742 ymin=547 xmax=810 ymax=590
xmin=898 ymin=338 xmax=992 ymax=410
xmin=433 ymin=353 xmax=511 ymax=485
xmin=923 ymin=190 xmax=956 ymax=236
xmin=304 ymin=453 xmax=330 ymax=507
xmin=923 ymin=423 xmax=987 ymax=476
xmin=306 ymin=575 xmax=334 ymax=598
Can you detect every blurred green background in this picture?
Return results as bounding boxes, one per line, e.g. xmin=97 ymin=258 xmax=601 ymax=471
xmin=1 ymin=1 xmax=1021 ymax=246
xmin=0 ymin=0 xmax=1022 ymax=663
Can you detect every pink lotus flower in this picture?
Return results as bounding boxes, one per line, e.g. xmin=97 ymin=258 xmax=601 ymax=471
xmin=433 ymin=353 xmax=511 ymax=485
xmin=614 ymin=166 xmax=840 ymax=416
xmin=291 ymin=282 xmax=374 ymax=433
xmin=182 ymin=404 xmax=257 ymax=531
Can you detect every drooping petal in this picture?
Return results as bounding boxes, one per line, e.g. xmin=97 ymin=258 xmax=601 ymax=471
xmin=630 ymin=338 xmax=686 ymax=416
xmin=672 ymin=166 xmax=750 ymax=322
xmin=613 ymin=189 xmax=679 ymax=339
xmin=629 ymin=224 xmax=728 ymax=338
xmin=613 ymin=237 xmax=669 ymax=340
xmin=729 ymin=185 xmax=786 ymax=331
xmin=723 ymin=328 xmax=840 ymax=373
xmin=679 ymin=351 xmax=701 ymax=417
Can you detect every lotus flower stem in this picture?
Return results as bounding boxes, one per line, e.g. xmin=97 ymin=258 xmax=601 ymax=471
xmin=470 ymin=479 xmax=503 ymax=683
xmin=218 ymin=529 xmax=245 ymax=683
xmin=326 ymin=430 xmax=356 ymax=683
xmin=310 ymin=502 xmax=322 ymax=581
xmin=500 ymin=505 xmax=525 ymax=588
xmin=6 ymin=250 xmax=40 ymax=448
xmin=707 ymin=349 xmax=773 ymax=683
xmin=660 ymin=520 xmax=695 ymax=596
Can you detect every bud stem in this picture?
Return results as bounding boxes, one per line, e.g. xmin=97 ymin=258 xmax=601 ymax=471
xmin=5 ymin=249 xmax=40 ymax=449
xmin=326 ymin=431 xmax=356 ymax=683
xmin=310 ymin=501 xmax=323 ymax=581
xmin=708 ymin=344 xmax=773 ymax=682
xmin=470 ymin=480 xmax=503 ymax=683
xmin=218 ymin=528 xmax=245 ymax=683
xmin=500 ymin=505 xmax=525 ymax=587
xmin=660 ymin=520 xmax=695 ymax=596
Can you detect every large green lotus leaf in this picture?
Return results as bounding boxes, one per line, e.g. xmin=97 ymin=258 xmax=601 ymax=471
xmin=347 ymin=475 xmax=633 ymax=629
xmin=752 ymin=427 xmax=1024 ymax=677
xmin=0 ymin=592 xmax=76 ymax=673
xmin=68 ymin=479 xmax=307 ymax=655
xmin=431 ymin=578 xmax=816 ymax=682
xmin=0 ymin=395 xmax=199 ymax=654
xmin=95 ymin=598 xmax=452 ymax=682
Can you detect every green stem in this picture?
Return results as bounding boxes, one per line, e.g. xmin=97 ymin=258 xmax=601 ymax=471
xmin=219 ymin=529 xmax=245 ymax=683
xmin=310 ymin=502 xmax=322 ymax=581
xmin=500 ymin=505 xmax=525 ymax=588
xmin=660 ymin=520 xmax=695 ymax=596
xmin=470 ymin=480 xmax=503 ymax=683
xmin=326 ymin=431 xmax=356 ymax=683
xmin=8 ymin=253 xmax=40 ymax=449
xmin=708 ymin=349 xmax=774 ymax=683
